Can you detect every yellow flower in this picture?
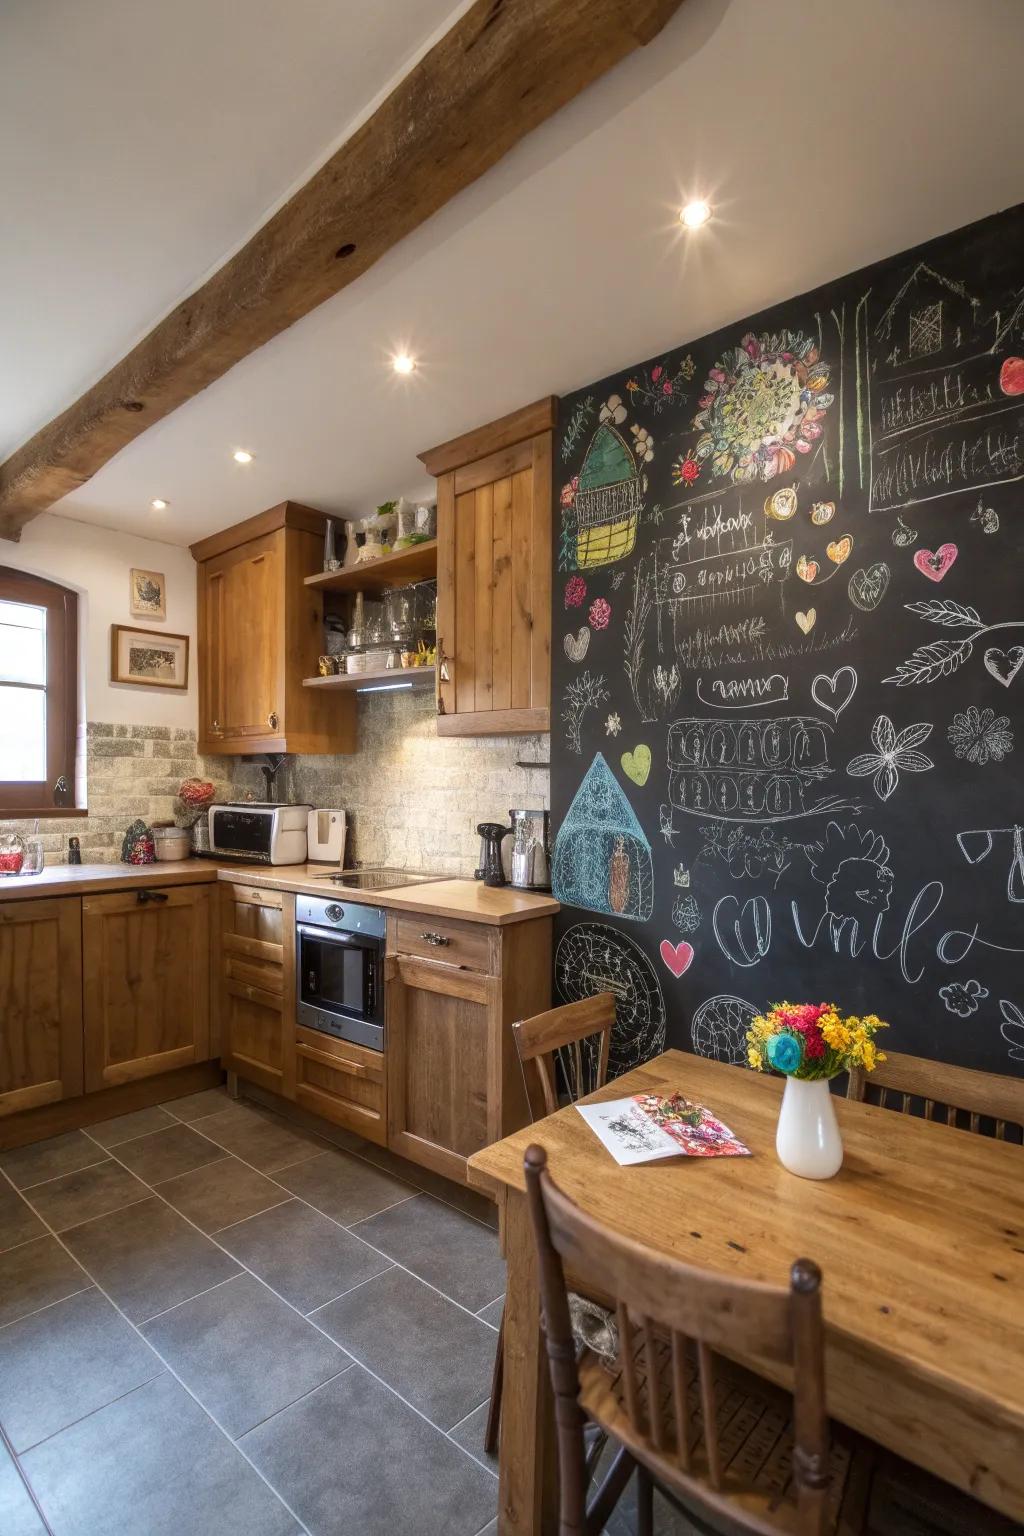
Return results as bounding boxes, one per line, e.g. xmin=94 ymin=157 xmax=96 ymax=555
xmin=747 ymin=1045 xmax=764 ymax=1071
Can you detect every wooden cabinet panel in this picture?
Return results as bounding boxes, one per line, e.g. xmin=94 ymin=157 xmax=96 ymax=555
xmin=83 ymin=886 xmax=211 ymax=1091
xmin=391 ymin=912 xmax=494 ymax=973
xmin=219 ymin=885 xmax=294 ymax=1098
xmin=0 ymin=897 xmax=83 ymax=1117
xmin=422 ymin=402 xmax=554 ymax=737
xmin=295 ymin=1028 xmax=386 ymax=1146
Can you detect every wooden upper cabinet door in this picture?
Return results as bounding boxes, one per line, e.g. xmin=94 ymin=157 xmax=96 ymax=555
xmin=216 ymin=533 xmax=283 ymax=740
xmin=0 ymin=897 xmax=83 ymax=1117
xmin=82 ymin=886 xmax=211 ymax=1091
xmin=421 ymin=398 xmax=555 ymax=736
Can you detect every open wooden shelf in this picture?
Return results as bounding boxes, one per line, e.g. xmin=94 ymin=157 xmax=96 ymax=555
xmin=302 ymin=665 xmax=436 ymax=692
xmin=304 ymin=540 xmax=437 ymax=595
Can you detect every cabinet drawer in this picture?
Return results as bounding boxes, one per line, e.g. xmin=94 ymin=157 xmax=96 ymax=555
xmin=295 ymin=1029 xmax=386 ymax=1145
xmin=224 ymin=953 xmax=283 ymax=997
xmin=226 ymin=885 xmax=283 ymax=910
xmin=392 ymin=913 xmax=493 ymax=972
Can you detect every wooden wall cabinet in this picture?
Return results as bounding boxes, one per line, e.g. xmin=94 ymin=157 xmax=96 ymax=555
xmin=419 ymin=398 xmax=555 ymax=736
xmin=219 ymin=883 xmax=295 ymax=1099
xmin=191 ymin=500 xmax=356 ymax=756
xmin=385 ymin=913 xmax=551 ymax=1183
xmin=0 ymin=897 xmax=83 ymax=1117
xmin=83 ymin=885 xmax=212 ymax=1091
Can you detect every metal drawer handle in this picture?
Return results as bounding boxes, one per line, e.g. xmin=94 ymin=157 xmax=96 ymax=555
xmin=136 ymin=889 xmax=169 ymax=905
xmin=420 ymin=931 xmax=450 ymax=946
xmin=267 ymin=711 xmax=279 ymax=730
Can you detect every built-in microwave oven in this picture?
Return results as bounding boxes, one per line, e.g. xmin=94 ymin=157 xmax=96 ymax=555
xmin=295 ymin=895 xmax=385 ymax=1052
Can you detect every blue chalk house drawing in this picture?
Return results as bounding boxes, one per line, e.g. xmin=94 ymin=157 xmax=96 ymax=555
xmin=553 ymin=752 xmax=654 ymax=921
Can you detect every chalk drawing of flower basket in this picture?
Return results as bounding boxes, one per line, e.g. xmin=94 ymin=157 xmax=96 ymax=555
xmin=553 ymin=752 xmax=654 ymax=920
xmin=667 ymin=715 xmax=855 ymax=824
xmin=574 ymin=423 xmax=643 ymax=568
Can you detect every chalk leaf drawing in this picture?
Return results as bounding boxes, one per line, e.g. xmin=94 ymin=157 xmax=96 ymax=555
xmin=554 ymin=923 xmax=666 ymax=1076
xmin=561 ymin=671 xmax=608 ymax=754
xmin=552 ymin=753 xmax=653 ymax=922
xmin=984 ymin=645 xmax=1024 ymax=688
xmin=956 ymin=825 xmax=1024 ymax=904
xmin=938 ymin=979 xmax=989 ymax=1018
xmin=913 ymin=543 xmax=958 ymax=582
xmin=806 ymin=823 xmax=894 ymax=941
xmin=848 ymin=562 xmax=890 ymax=611
xmin=620 ymin=745 xmax=651 ymax=787
xmin=811 ymin=665 xmax=857 ymax=721
xmin=672 ymin=894 xmax=701 ymax=934
xmin=999 ymin=999 xmax=1024 ymax=1063
xmin=905 ymin=598 xmax=980 ymax=628
xmin=795 ymin=609 xmax=816 ymax=634
xmin=847 ymin=715 xmax=934 ymax=801
xmin=697 ymin=821 xmax=796 ymax=888
xmin=690 ymin=995 xmax=758 ymax=1066
xmin=947 ymin=707 xmax=1013 ymax=764
xmin=564 ymin=627 xmax=590 ymax=663
xmin=659 ymin=940 xmax=694 ymax=979
xmin=560 ymin=395 xmax=595 ymax=462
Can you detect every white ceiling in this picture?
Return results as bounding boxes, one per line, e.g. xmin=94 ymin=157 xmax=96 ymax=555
xmin=7 ymin=0 xmax=1024 ymax=547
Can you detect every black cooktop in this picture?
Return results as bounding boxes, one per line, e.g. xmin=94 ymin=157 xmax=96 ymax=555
xmin=315 ymin=868 xmax=447 ymax=892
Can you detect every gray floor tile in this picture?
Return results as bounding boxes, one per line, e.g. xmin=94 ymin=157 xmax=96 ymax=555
xmin=314 ymin=1265 xmax=496 ymax=1430
xmin=355 ymin=1142 xmax=499 ymax=1226
xmin=0 ymin=1287 xmax=164 ymax=1452
xmin=142 ymin=1272 xmax=350 ymax=1438
xmin=21 ymin=1159 xmax=150 ymax=1233
xmin=0 ymin=1131 xmax=107 ymax=1190
xmin=160 ymin=1086 xmax=229 ymax=1122
xmin=0 ymin=1179 xmax=46 ymax=1253
xmin=272 ymin=1148 xmax=415 ymax=1226
xmin=0 ymin=1236 xmax=91 ymax=1328
xmin=353 ymin=1194 xmax=506 ymax=1311
xmin=0 ymin=1440 xmax=47 ymax=1536
xmin=159 ymin=1156 xmax=290 ymax=1234
xmin=215 ymin=1199 xmax=391 ymax=1314
xmin=85 ymin=1105 xmax=176 ymax=1147
xmin=449 ymin=1401 xmax=497 ymax=1475
xmin=61 ymin=1197 xmax=240 ymax=1324
xmin=193 ymin=1105 xmax=325 ymax=1173
xmin=22 ymin=1373 xmax=299 ymax=1536
xmin=110 ymin=1123 xmax=228 ymax=1185
xmin=241 ymin=1366 xmax=497 ymax=1536
xmin=477 ymin=1295 xmax=505 ymax=1329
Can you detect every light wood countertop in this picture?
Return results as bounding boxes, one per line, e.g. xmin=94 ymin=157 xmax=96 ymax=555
xmin=0 ymin=860 xmax=558 ymax=925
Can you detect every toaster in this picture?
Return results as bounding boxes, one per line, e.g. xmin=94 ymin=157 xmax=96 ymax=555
xmin=207 ymin=803 xmax=310 ymax=864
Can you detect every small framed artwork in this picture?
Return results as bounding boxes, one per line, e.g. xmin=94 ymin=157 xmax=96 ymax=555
xmin=111 ymin=625 xmax=189 ymax=689
xmin=129 ymin=568 xmax=166 ymax=620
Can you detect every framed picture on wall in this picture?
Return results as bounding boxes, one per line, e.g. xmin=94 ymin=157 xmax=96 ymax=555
xmin=129 ymin=567 xmax=166 ymax=620
xmin=110 ymin=625 xmax=189 ymax=689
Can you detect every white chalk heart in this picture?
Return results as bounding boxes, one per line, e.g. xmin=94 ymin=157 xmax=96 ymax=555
xmin=984 ymin=645 xmax=1024 ymax=688
xmin=811 ymin=665 xmax=857 ymax=721
xmin=563 ymin=627 xmax=590 ymax=662
xmin=795 ymin=609 xmax=816 ymax=635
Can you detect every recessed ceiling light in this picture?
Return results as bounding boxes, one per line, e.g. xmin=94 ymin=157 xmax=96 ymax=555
xmin=680 ymin=199 xmax=712 ymax=229
xmin=233 ymin=449 xmax=253 ymax=464
xmin=150 ymin=498 xmax=168 ymax=511
xmin=392 ymin=353 xmax=415 ymax=375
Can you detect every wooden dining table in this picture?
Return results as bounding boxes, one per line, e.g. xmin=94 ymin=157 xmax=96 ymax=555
xmin=467 ymin=1050 xmax=1024 ymax=1535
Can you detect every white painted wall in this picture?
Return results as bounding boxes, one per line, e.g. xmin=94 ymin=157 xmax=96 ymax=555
xmin=1 ymin=513 xmax=197 ymax=728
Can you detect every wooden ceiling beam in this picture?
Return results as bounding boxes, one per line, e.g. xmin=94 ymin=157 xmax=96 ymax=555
xmin=0 ymin=0 xmax=687 ymax=540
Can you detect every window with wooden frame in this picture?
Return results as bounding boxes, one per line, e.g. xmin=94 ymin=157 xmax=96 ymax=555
xmin=0 ymin=566 xmax=79 ymax=814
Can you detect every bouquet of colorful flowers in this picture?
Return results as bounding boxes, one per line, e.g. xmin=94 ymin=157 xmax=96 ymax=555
xmin=746 ymin=1002 xmax=887 ymax=1081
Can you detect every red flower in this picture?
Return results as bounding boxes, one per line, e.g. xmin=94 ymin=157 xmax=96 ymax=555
xmin=564 ymin=575 xmax=587 ymax=608
xmin=662 ymin=380 xmax=673 ymax=396
xmin=588 ymin=597 xmax=611 ymax=630
xmin=672 ymin=455 xmax=701 ymax=488
xmin=651 ymin=365 xmax=663 ymax=382
xmin=560 ymin=476 xmax=578 ymax=509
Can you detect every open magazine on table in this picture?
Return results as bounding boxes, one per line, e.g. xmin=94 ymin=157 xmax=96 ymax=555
xmin=576 ymin=1091 xmax=750 ymax=1166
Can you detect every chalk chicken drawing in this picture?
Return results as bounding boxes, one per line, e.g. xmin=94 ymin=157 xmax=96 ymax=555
xmin=805 ymin=822 xmax=894 ymax=943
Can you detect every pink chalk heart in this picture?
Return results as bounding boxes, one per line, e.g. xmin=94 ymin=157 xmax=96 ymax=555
xmin=913 ymin=544 xmax=958 ymax=582
xmin=659 ymin=940 xmax=694 ymax=978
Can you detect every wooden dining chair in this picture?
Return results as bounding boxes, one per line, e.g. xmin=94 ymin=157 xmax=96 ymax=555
xmin=483 ymin=992 xmax=616 ymax=1457
xmin=847 ymin=1050 xmax=1023 ymax=1141
xmin=523 ymin=1141 xmax=876 ymax=1536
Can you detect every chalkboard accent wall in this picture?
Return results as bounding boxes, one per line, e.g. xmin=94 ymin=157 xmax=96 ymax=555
xmin=550 ymin=203 xmax=1024 ymax=1079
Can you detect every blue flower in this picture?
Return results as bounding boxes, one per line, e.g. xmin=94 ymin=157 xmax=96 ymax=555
xmin=767 ymin=1032 xmax=803 ymax=1075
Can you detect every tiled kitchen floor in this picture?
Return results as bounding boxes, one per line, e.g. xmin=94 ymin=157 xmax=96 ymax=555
xmin=0 ymin=1089 xmax=507 ymax=1536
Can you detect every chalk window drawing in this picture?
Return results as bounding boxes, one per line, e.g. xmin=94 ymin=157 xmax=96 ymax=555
xmin=552 ymin=753 xmax=654 ymax=922
xmin=666 ymin=715 xmax=858 ymax=824
xmin=573 ymin=420 xmax=643 ymax=569
xmin=690 ymin=995 xmax=758 ymax=1066
xmin=805 ymin=822 xmax=894 ymax=944
xmin=555 ymin=924 xmax=666 ymax=1078
xmin=908 ymin=301 xmax=943 ymax=359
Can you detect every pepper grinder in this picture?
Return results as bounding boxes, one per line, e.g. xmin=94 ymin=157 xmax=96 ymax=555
xmin=476 ymin=823 xmax=511 ymax=888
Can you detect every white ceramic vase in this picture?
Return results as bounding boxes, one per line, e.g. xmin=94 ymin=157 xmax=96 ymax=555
xmin=775 ymin=1076 xmax=843 ymax=1180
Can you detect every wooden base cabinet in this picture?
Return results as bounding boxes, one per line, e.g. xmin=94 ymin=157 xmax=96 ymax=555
xmin=294 ymin=1028 xmax=387 ymax=1147
xmin=83 ymin=885 xmax=211 ymax=1091
xmin=219 ymin=884 xmax=294 ymax=1099
xmin=0 ymin=897 xmax=83 ymax=1117
xmin=386 ymin=915 xmax=551 ymax=1183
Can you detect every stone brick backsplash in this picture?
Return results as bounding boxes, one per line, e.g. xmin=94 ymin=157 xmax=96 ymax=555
xmin=227 ymin=687 xmax=551 ymax=877
xmin=4 ymin=724 xmax=233 ymax=865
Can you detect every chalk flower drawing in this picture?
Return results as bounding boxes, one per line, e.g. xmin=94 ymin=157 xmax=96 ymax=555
xmin=588 ymin=597 xmax=612 ymax=631
xmin=599 ymin=394 xmax=628 ymax=427
xmin=605 ymin=712 xmax=622 ymax=737
xmin=561 ymin=671 xmax=609 ymax=754
xmin=691 ymin=330 xmax=834 ymax=485
xmin=624 ymin=356 xmax=695 ymax=415
xmin=672 ymin=454 xmax=702 ymax=487
xmin=938 ymin=979 xmax=989 ymax=1018
xmin=560 ymin=476 xmax=579 ymax=508
xmin=1000 ymin=999 xmax=1024 ymax=1063
xmin=630 ymin=424 xmax=654 ymax=463
xmin=564 ymin=574 xmax=587 ymax=608
xmin=947 ymin=707 xmax=1014 ymax=765
xmin=847 ymin=715 xmax=934 ymax=801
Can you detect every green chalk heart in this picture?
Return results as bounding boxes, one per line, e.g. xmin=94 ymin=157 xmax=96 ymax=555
xmin=621 ymin=744 xmax=651 ymax=787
